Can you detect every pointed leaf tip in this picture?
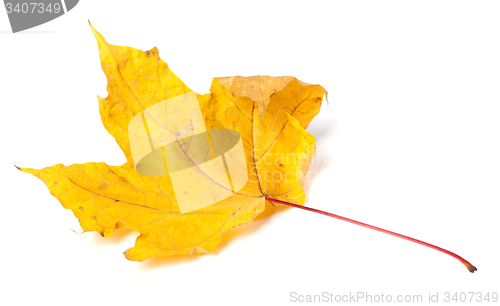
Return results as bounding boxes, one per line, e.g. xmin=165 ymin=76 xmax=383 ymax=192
xmin=88 ymin=22 xmax=102 ymax=41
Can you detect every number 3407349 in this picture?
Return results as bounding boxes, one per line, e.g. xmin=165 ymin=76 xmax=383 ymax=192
xmin=5 ymin=2 xmax=62 ymax=14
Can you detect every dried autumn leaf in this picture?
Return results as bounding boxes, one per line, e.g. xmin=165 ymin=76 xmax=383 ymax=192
xmin=19 ymin=24 xmax=327 ymax=261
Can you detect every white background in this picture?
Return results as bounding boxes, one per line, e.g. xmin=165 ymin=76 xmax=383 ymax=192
xmin=1 ymin=1 xmax=499 ymax=305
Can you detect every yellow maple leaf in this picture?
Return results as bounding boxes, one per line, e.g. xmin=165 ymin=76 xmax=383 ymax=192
xmin=18 ymin=24 xmax=327 ymax=261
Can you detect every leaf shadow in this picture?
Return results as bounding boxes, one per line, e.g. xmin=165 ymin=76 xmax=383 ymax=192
xmin=301 ymin=118 xmax=336 ymax=200
xmin=91 ymin=227 xmax=137 ymax=246
xmin=140 ymin=251 xmax=206 ymax=268
xmin=215 ymin=201 xmax=290 ymax=249
xmin=138 ymin=202 xmax=289 ymax=269
xmin=307 ymin=118 xmax=336 ymax=142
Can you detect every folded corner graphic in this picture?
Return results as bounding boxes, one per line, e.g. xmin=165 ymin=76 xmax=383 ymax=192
xmin=128 ymin=92 xmax=249 ymax=214
xmin=4 ymin=0 xmax=79 ymax=33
